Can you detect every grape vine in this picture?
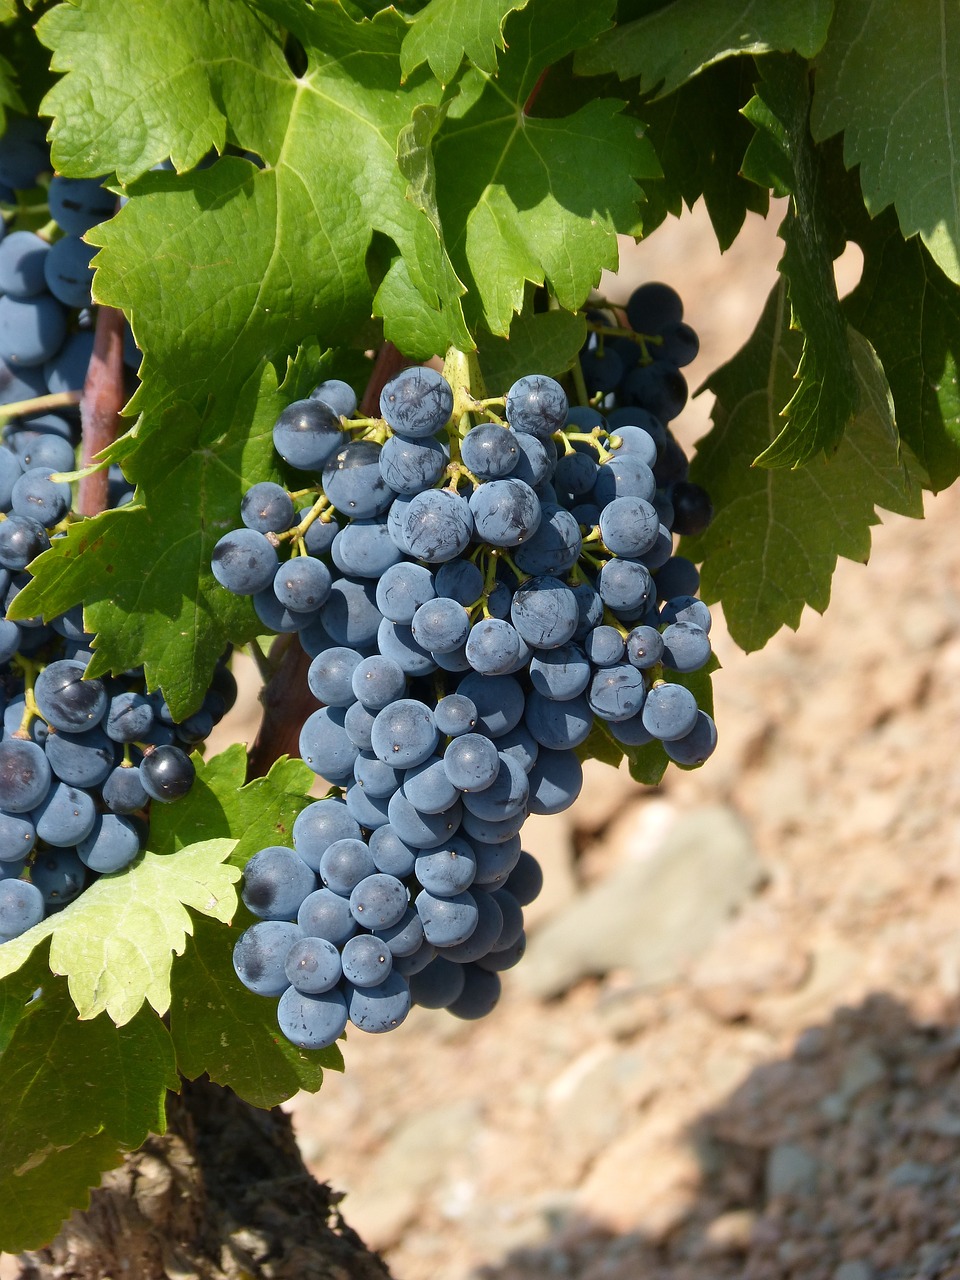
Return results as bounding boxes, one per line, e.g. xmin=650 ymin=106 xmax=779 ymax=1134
xmin=0 ymin=0 xmax=955 ymax=1260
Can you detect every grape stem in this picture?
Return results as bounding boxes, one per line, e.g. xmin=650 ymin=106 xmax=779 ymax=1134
xmin=78 ymin=303 xmax=127 ymax=517
xmin=0 ymin=390 xmax=82 ymax=423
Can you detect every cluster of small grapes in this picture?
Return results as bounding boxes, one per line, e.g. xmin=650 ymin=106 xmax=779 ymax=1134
xmin=212 ymin=308 xmax=716 ymax=1049
xmin=232 ymin=799 xmax=543 ymax=1047
xmin=0 ymin=115 xmax=138 ymax=411
xmin=0 ymin=422 xmax=237 ymax=938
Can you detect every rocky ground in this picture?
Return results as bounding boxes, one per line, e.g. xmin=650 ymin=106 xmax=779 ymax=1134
xmin=282 ymin=205 xmax=960 ymax=1280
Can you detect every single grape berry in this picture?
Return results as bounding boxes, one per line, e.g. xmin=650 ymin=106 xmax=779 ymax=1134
xmin=139 ymin=744 xmax=196 ymax=802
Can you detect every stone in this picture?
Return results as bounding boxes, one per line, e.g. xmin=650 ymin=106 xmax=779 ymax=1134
xmin=518 ymin=805 xmax=764 ymax=998
xmin=765 ymin=1143 xmax=820 ymax=1199
xmin=833 ymin=1261 xmax=876 ymax=1280
xmin=701 ymin=1208 xmax=757 ymax=1254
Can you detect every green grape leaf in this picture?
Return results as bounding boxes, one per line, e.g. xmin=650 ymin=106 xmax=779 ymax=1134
xmin=7 ymin=358 xmax=301 ymax=716
xmin=476 ymin=307 xmax=586 ymax=388
xmin=637 ymin=58 xmax=769 ymax=250
xmin=148 ymin=744 xmax=314 ymax=869
xmin=0 ymin=51 xmax=24 ymax=127
xmin=0 ymin=836 xmax=237 ymax=1025
xmin=40 ymin=0 xmax=469 ymax=383
xmin=401 ymin=0 xmax=530 ymax=84
xmin=0 ymin=957 xmax=176 ymax=1252
xmin=575 ymin=0 xmax=834 ymax=90
xmin=170 ymin=913 xmax=342 ymax=1110
xmin=433 ymin=0 xmax=659 ymax=337
xmin=37 ymin=0 xmax=282 ymax=178
xmin=684 ymin=279 xmax=923 ymax=651
xmin=811 ymin=0 xmax=960 ymax=285
xmin=843 ymin=206 xmax=960 ymax=493
xmin=739 ymin=55 xmax=859 ymax=466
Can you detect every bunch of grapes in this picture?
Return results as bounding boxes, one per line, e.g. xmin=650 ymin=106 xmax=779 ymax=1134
xmin=0 ymin=115 xmax=233 ymax=943
xmin=0 ymin=115 xmax=139 ymax=414
xmin=212 ymin=293 xmax=716 ymax=1051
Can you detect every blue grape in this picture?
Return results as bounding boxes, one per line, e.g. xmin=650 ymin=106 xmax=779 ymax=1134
xmin=0 ymin=231 xmax=49 ymax=297
xmin=331 ymin=518 xmax=402 ymax=579
xmin=433 ymin=693 xmax=477 ymax=737
xmin=505 ymin=375 xmax=568 ymax=440
xmin=597 ymin=559 xmax=654 ymax=615
xmin=343 ymin=700 xmax=376 ymax=751
xmin=278 ymin=984 xmax=348 ymax=1049
xmin=641 ymin=683 xmax=699 ymax=741
xmin=368 ymin=825 xmax=417 ymax=878
xmin=211 ymin=528 xmax=278 ymax=595
xmin=494 ymin=722 xmax=539 ymax=774
xmin=234 ymin=920 xmax=303 ymax=996
xmin=625 ymin=282 xmax=684 ymax=335
xmin=583 ymin=626 xmax=625 ymax=668
xmin=0 ymin=878 xmax=44 ymax=940
xmin=77 ymin=812 xmax=142 ymax=873
xmin=443 ymin=733 xmax=499 ymax=791
xmin=625 ymin=625 xmax=664 ymax=669
xmin=284 ymin=935 xmax=342 ymax=994
xmin=374 ymin=906 xmax=424 ymax=958
xmin=0 ymin=514 xmax=50 ymax=570
xmin=446 ymin=965 xmax=502 ymax=1019
xmin=393 ymin=940 xmax=437 ymax=976
xmin=660 ymin=621 xmax=711 ymax=672
xmin=386 ymin=790 xmax=462 ymax=850
xmin=598 ymin=496 xmax=660 ymax=558
xmin=402 ymin=489 xmax=473 ymax=563
xmin=354 ymin=751 xmax=403 ymax=798
xmin=0 ymin=809 xmax=36 ymax=860
xmin=48 ymin=175 xmax=115 ymax=235
xmin=606 ymin=423 xmax=658 ymax=468
xmin=471 ymin=834 xmax=522 ymax=886
xmin=415 ymin=837 xmax=477 ymax=896
xmin=411 ymin=597 xmax=470 ymax=655
xmin=401 ymin=754 xmax=458 ymax=814
xmin=299 ymin=510 xmax=339 ymax=556
xmin=0 ymin=117 xmax=48 ymax=189
xmin=409 ymin=956 xmax=465 ymax=1008
xmin=30 ymin=848 xmax=86 ymax=905
xmin=344 ymin=779 xmax=391 ymax=831
xmin=663 ymin=711 xmax=718 ymax=766
xmin=322 ymin=441 xmax=395 ymax=517
xmin=45 ymin=726 xmax=116 ymax=788
xmin=0 ymin=295 xmax=67 ymax=367
xmin=101 ymin=763 xmax=150 ymax=813
xmin=318 ymin=837 xmax=376 ymax=896
xmin=33 ymin=780 xmax=96 ymax=847
xmin=43 ymin=235 xmax=95 ymax=308
xmin=587 ymin=664 xmax=647 ymax=722
xmin=298 ymin=886 xmax=358 ymax=945
xmin=654 ymin=556 xmax=700 ymax=601
xmin=139 ymin=745 xmax=195 ymax=802
xmin=456 ymin=672 xmax=525 ymax=737
xmin=350 ymin=655 xmax=406 ymax=711
xmin=345 ymin=970 xmax=411 ymax=1033
xmin=242 ymin=846 xmax=316 ymax=921
xmin=300 ymin=706 xmax=359 ymax=780
xmin=308 ymin=646 xmax=362 ymax=707
xmin=34 ymin=660 xmax=107 ymax=733
xmin=510 ymin=577 xmax=579 ymax=649
xmin=0 ymin=738 xmax=51 ymax=811
xmin=44 ymin=330 xmax=94 ymax=395
xmin=512 ymin=433 xmax=556 ymax=487
xmin=375 ymin=561 xmax=435 ymax=623
xmin=272 ymin=398 xmax=345 ymax=471
xmin=311 ymin=378 xmax=357 ymax=417
xmin=379 ymin=367 xmax=453 ymax=438
xmin=273 ymin=556 xmax=332 ymax=613
xmin=460 ymin=808 xmax=525 ymax=845
xmin=468 ymin=478 xmax=541 ymax=548
xmin=524 ymin=690 xmax=593 ymax=750
xmin=434 ymin=558 xmax=484 ymax=605
xmin=460 ymin=424 xmax=519 ymax=478
xmin=660 ymin=594 xmax=712 ymax=632
xmin=528 ymin=643 xmax=591 ymax=699
xmin=370 ymin=698 xmax=438 ymax=769
xmin=513 ymin=503 xmax=582 ymax=576
xmin=465 ymin=617 xmax=522 ymax=675
xmin=378 ymin=433 xmax=446 ymax=493
xmin=320 ymin=576 xmax=382 ymax=647
xmin=435 ymin=890 xmax=504 ymax=964
xmin=241 ymin=482 xmax=294 ymax=534
xmin=416 ymin=887 xmax=478 ymax=947
xmin=349 ymin=872 xmax=408 ymax=929
xmin=293 ymin=799 xmax=362 ymax=870
xmin=460 ymin=753 xmax=529 ymax=822
xmin=342 ymin=932 xmax=393 ymax=986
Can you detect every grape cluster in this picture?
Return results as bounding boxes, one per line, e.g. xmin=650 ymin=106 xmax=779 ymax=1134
xmin=214 ymin=291 xmax=716 ymax=1050
xmin=0 ymin=405 xmax=237 ymax=938
xmin=0 ymin=115 xmax=138 ymax=414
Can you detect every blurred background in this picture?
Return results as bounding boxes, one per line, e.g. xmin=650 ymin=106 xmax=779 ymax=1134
xmin=214 ymin=200 xmax=960 ymax=1280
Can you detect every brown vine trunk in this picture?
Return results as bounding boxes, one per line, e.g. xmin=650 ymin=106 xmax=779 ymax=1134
xmin=15 ymin=1077 xmax=392 ymax=1280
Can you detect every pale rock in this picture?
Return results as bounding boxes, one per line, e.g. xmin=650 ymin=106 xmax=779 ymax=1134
xmin=690 ymin=905 xmax=811 ymax=1021
xmin=340 ymin=1101 xmax=480 ymax=1249
xmin=833 ymin=1261 xmax=876 ymax=1280
xmin=519 ymin=805 xmax=764 ymax=998
xmin=701 ymin=1208 xmax=757 ymax=1254
xmin=519 ymin=810 xmax=578 ymax=932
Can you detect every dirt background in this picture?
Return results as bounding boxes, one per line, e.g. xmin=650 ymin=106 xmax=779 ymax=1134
xmin=279 ymin=203 xmax=960 ymax=1280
